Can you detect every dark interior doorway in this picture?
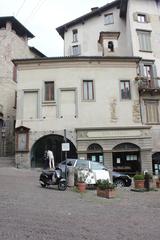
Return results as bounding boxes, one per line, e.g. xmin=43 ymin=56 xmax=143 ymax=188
xmin=152 ymin=152 xmax=160 ymax=175
xmin=112 ymin=143 xmax=141 ymax=176
xmin=30 ymin=134 xmax=77 ymax=168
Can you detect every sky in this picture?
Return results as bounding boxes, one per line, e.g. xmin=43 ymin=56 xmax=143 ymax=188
xmin=0 ymin=0 xmax=113 ymax=57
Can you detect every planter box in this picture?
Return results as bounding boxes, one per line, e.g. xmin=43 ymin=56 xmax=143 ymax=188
xmin=156 ymin=181 xmax=160 ymax=188
xmin=97 ymin=188 xmax=116 ymax=199
xmin=134 ymin=180 xmax=145 ymax=189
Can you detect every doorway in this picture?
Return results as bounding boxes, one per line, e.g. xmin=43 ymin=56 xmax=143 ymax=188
xmin=87 ymin=143 xmax=104 ymax=164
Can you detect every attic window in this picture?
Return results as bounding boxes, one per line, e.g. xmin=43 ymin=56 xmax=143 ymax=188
xmin=72 ymin=29 xmax=78 ymax=42
xmin=104 ymin=13 xmax=114 ymax=25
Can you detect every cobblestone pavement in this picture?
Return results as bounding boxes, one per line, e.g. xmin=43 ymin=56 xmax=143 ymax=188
xmin=0 ymin=167 xmax=160 ymax=240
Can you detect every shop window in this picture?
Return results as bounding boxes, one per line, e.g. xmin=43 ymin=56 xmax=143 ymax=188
xmin=120 ymin=80 xmax=131 ymax=100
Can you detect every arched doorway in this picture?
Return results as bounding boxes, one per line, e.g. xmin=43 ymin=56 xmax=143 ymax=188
xmin=112 ymin=143 xmax=141 ymax=175
xmin=31 ymin=134 xmax=77 ymax=168
xmin=152 ymin=152 xmax=160 ymax=175
xmin=87 ymin=143 xmax=104 ymax=164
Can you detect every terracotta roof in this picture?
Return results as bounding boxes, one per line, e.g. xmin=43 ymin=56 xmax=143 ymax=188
xmin=0 ymin=16 xmax=34 ymax=38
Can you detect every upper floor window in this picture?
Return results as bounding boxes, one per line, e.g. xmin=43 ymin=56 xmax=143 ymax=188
xmin=145 ymin=100 xmax=159 ymax=124
xmin=143 ymin=65 xmax=152 ymax=79
xmin=72 ymin=29 xmax=78 ymax=42
xmin=44 ymin=81 xmax=54 ymax=101
xmin=137 ymin=30 xmax=152 ymax=52
xmin=72 ymin=45 xmax=81 ymax=56
xmin=137 ymin=14 xmax=146 ymax=23
xmin=104 ymin=13 xmax=114 ymax=25
xmin=120 ymin=80 xmax=131 ymax=100
xmin=83 ymin=80 xmax=94 ymax=101
xmin=108 ymin=41 xmax=114 ymax=52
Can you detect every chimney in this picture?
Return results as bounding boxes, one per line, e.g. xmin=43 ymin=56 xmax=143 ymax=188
xmin=91 ymin=7 xmax=99 ymax=12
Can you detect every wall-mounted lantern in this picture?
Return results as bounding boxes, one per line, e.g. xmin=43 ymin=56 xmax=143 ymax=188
xmin=15 ymin=126 xmax=30 ymax=152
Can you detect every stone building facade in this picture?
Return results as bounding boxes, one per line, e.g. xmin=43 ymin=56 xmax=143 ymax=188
xmin=0 ymin=17 xmax=45 ymax=158
xmin=14 ymin=0 xmax=160 ymax=175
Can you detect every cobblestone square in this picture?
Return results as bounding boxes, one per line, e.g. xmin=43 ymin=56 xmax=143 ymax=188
xmin=0 ymin=167 xmax=160 ymax=240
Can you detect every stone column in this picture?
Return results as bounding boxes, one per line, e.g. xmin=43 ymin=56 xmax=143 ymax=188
xmin=140 ymin=150 xmax=152 ymax=173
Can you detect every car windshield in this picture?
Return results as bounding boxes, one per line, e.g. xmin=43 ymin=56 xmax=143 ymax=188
xmin=61 ymin=159 xmax=75 ymax=166
xmin=75 ymin=159 xmax=89 ymax=169
xmin=90 ymin=161 xmax=105 ymax=170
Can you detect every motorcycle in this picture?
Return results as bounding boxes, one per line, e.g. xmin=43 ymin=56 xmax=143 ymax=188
xmin=39 ymin=168 xmax=67 ymax=191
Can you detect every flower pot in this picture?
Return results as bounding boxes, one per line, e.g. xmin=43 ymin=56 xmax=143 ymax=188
xmin=134 ymin=180 xmax=145 ymax=189
xmin=156 ymin=181 xmax=160 ymax=188
xmin=77 ymin=182 xmax=86 ymax=192
xmin=97 ymin=188 xmax=116 ymax=199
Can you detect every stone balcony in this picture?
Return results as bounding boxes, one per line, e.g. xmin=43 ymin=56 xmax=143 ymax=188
xmin=135 ymin=76 xmax=160 ymax=95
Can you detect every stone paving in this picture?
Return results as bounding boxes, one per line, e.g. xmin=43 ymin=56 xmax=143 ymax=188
xmin=0 ymin=167 xmax=160 ymax=240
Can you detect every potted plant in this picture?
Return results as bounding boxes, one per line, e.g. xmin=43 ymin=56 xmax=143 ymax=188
xmin=156 ymin=175 xmax=160 ymax=188
xmin=133 ymin=174 xmax=145 ymax=189
xmin=75 ymin=169 xmax=89 ymax=192
xmin=96 ymin=179 xmax=116 ymax=199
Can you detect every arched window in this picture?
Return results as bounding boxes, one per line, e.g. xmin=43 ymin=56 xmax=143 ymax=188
xmin=87 ymin=143 xmax=103 ymax=163
xmin=88 ymin=143 xmax=103 ymax=152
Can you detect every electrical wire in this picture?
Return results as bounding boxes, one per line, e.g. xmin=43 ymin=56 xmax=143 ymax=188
xmin=24 ymin=0 xmax=46 ymax=23
xmin=15 ymin=0 xmax=27 ymax=17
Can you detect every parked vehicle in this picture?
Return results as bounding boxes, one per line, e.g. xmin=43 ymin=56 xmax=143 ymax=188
xmin=57 ymin=159 xmax=111 ymax=185
xmin=57 ymin=159 xmax=132 ymax=187
xmin=39 ymin=168 xmax=67 ymax=191
xmin=112 ymin=171 xmax=132 ymax=187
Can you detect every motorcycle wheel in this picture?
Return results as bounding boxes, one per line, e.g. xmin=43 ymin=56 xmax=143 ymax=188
xmin=41 ymin=182 xmax=46 ymax=188
xmin=58 ymin=181 xmax=67 ymax=191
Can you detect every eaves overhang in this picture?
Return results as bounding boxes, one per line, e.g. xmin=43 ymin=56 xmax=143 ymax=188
xmin=56 ymin=0 xmax=120 ymax=39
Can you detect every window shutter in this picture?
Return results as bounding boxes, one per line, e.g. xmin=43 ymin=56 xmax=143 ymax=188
xmin=78 ymin=45 xmax=81 ymax=55
xmin=133 ymin=12 xmax=138 ymax=21
xmin=152 ymin=64 xmax=157 ymax=79
xmin=139 ymin=62 xmax=144 ymax=77
xmin=146 ymin=14 xmax=150 ymax=23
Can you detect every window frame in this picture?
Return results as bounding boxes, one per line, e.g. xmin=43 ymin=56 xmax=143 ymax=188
xmin=137 ymin=14 xmax=146 ymax=23
xmin=120 ymin=80 xmax=131 ymax=100
xmin=137 ymin=30 xmax=152 ymax=52
xmin=72 ymin=29 xmax=78 ymax=43
xmin=104 ymin=13 xmax=114 ymax=25
xmin=44 ymin=81 xmax=55 ymax=102
xmin=72 ymin=45 xmax=81 ymax=56
xmin=82 ymin=80 xmax=95 ymax=101
xmin=144 ymin=100 xmax=160 ymax=124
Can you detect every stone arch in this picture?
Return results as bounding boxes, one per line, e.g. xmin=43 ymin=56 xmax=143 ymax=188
xmin=30 ymin=134 xmax=77 ymax=168
xmin=87 ymin=143 xmax=104 ymax=163
xmin=112 ymin=142 xmax=141 ymax=175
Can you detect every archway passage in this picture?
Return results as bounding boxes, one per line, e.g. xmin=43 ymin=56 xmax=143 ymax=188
xmin=87 ymin=143 xmax=104 ymax=164
xmin=152 ymin=152 xmax=160 ymax=175
xmin=112 ymin=143 xmax=141 ymax=176
xmin=31 ymin=134 xmax=77 ymax=168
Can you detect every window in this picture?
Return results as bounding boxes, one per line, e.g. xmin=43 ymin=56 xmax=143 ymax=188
xmin=145 ymin=100 xmax=159 ymax=123
xmin=83 ymin=80 xmax=94 ymax=100
xmin=104 ymin=13 xmax=114 ymax=25
xmin=45 ymin=81 xmax=54 ymax=101
xmin=72 ymin=29 xmax=78 ymax=42
xmin=72 ymin=45 xmax=80 ymax=55
xmin=143 ymin=65 xmax=152 ymax=79
xmin=137 ymin=30 xmax=152 ymax=52
xmin=137 ymin=14 xmax=146 ymax=23
xmin=120 ymin=80 xmax=131 ymax=100
xmin=108 ymin=41 xmax=114 ymax=52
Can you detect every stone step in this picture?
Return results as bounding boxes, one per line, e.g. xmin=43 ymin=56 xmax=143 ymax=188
xmin=0 ymin=157 xmax=15 ymax=167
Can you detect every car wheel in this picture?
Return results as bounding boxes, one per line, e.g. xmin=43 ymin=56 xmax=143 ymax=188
xmin=114 ymin=179 xmax=125 ymax=188
xmin=58 ymin=181 xmax=67 ymax=191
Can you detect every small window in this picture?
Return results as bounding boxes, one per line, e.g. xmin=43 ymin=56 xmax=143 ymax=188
xmin=143 ymin=65 xmax=152 ymax=79
xmin=72 ymin=45 xmax=80 ymax=55
xmin=120 ymin=80 xmax=131 ymax=100
xmin=44 ymin=81 xmax=54 ymax=101
xmin=72 ymin=29 xmax=78 ymax=42
xmin=104 ymin=13 xmax=114 ymax=25
xmin=108 ymin=41 xmax=114 ymax=52
xmin=137 ymin=30 xmax=152 ymax=52
xmin=83 ymin=80 xmax=94 ymax=100
xmin=137 ymin=14 xmax=146 ymax=23
xmin=145 ymin=100 xmax=159 ymax=123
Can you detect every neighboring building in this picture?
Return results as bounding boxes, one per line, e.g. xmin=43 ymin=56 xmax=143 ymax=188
xmin=14 ymin=0 xmax=160 ymax=175
xmin=0 ymin=16 xmax=45 ymax=159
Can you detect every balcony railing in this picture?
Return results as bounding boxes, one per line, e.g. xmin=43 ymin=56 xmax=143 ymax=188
xmin=135 ymin=76 xmax=160 ymax=94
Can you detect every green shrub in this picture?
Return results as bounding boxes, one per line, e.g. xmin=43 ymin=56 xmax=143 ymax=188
xmin=133 ymin=174 xmax=144 ymax=180
xmin=96 ymin=179 xmax=115 ymax=190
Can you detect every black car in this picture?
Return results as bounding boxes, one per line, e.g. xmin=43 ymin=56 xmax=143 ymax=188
xmin=112 ymin=171 xmax=132 ymax=187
